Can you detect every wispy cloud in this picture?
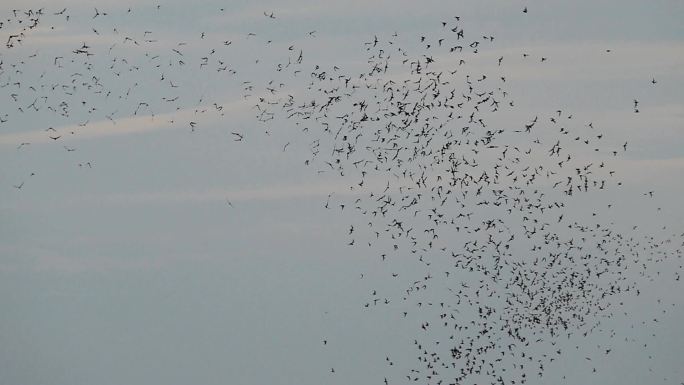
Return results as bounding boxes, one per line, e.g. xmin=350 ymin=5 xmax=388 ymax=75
xmin=86 ymin=177 xmax=372 ymax=206
xmin=0 ymin=0 xmax=152 ymax=10
xmin=430 ymin=40 xmax=684 ymax=82
xmin=0 ymin=97 xmax=251 ymax=147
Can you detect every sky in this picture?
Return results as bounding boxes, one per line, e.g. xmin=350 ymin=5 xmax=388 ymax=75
xmin=1 ymin=1 xmax=683 ymax=385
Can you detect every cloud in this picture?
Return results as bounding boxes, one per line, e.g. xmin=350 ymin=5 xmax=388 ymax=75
xmin=0 ymin=97 xmax=252 ymax=147
xmin=87 ymin=177 xmax=372 ymax=206
xmin=33 ymin=250 xmax=162 ymax=273
xmin=1 ymin=0 xmax=152 ymax=10
xmin=429 ymin=40 xmax=684 ymax=82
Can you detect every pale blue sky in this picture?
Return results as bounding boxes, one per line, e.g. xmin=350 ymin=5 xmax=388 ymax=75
xmin=1 ymin=1 xmax=683 ymax=385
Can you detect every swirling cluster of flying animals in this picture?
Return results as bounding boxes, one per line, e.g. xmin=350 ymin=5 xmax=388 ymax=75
xmin=2 ymin=6 xmax=680 ymax=385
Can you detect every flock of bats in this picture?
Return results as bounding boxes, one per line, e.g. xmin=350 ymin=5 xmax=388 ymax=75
xmin=2 ymin=5 xmax=681 ymax=385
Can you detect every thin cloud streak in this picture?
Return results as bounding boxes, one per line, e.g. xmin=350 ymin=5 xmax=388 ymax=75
xmin=0 ymin=98 xmax=251 ymax=147
xmin=89 ymin=178 xmax=374 ymax=206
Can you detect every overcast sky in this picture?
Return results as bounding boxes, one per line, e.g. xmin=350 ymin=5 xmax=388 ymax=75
xmin=1 ymin=1 xmax=683 ymax=385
